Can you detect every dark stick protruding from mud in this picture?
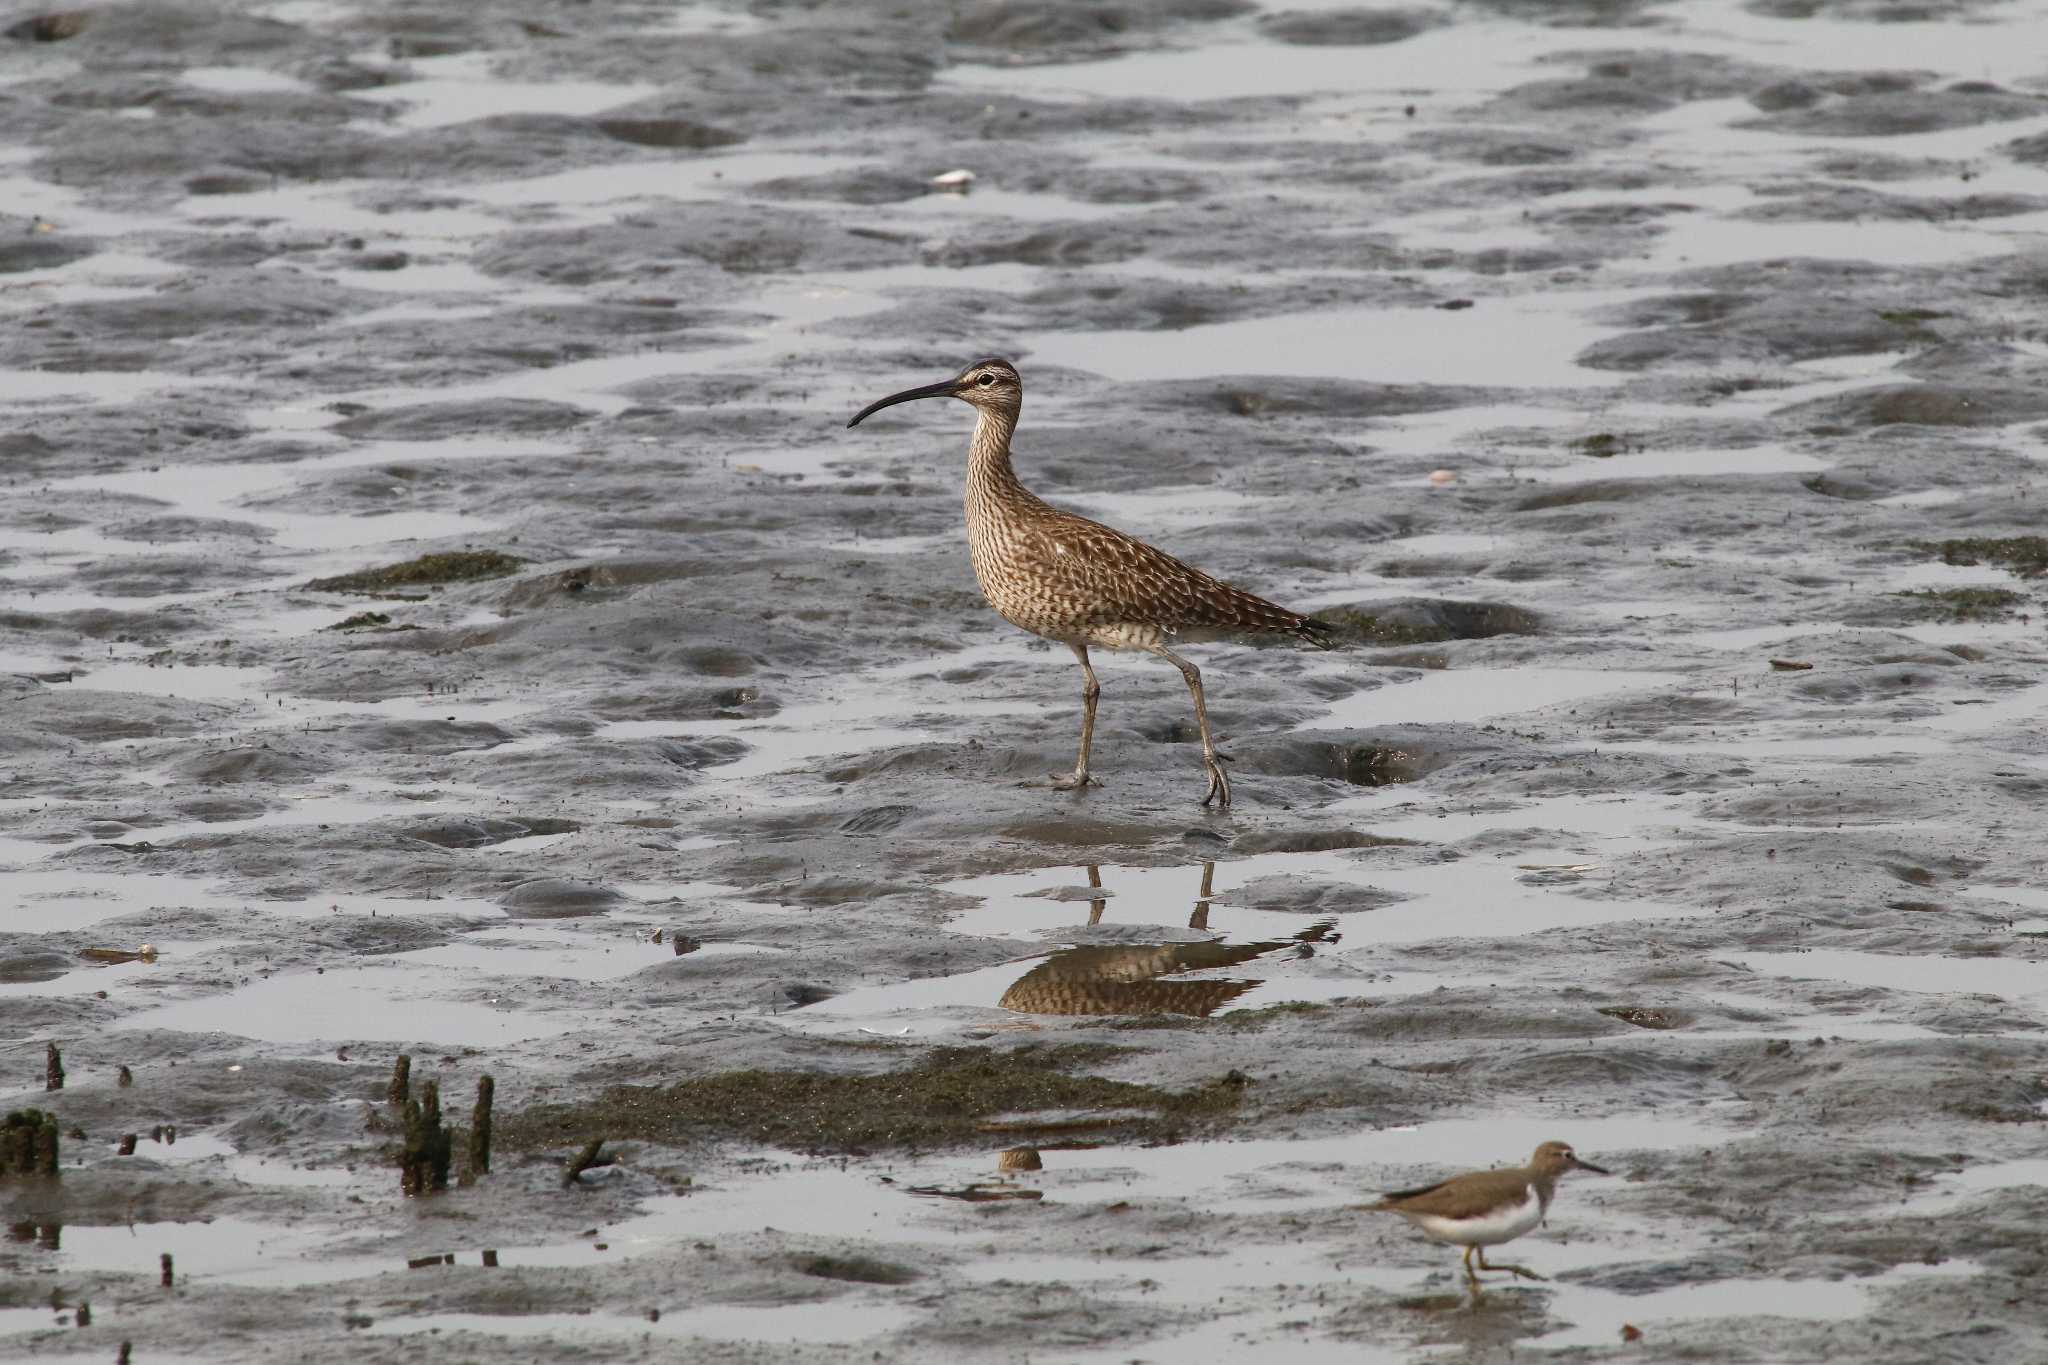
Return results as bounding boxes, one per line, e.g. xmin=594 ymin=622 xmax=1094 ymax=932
xmin=466 ymin=1075 xmax=494 ymax=1181
xmin=401 ymin=1080 xmax=452 ymax=1197
xmin=117 ymin=1065 xmax=133 ymax=1089
xmin=563 ymin=1137 xmax=608 ymax=1187
xmin=119 ymin=1343 xmax=132 ymax=1365
xmin=75 ymin=1301 xmax=89 ymax=1328
xmin=117 ymin=1134 xmax=137 ymax=1156
xmin=388 ymin=1053 xmax=411 ymax=1108
xmin=44 ymin=1044 xmax=63 ymax=1092
xmin=2 ymin=1109 xmax=61 ymax=1177
xmin=160 ymin=1252 xmax=174 ymax=1287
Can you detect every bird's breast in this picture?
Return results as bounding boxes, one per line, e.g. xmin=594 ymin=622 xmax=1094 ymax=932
xmin=1406 ymin=1190 xmax=1543 ymax=1247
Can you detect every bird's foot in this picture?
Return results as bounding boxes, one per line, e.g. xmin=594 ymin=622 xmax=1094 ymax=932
xmin=1482 ymin=1261 xmax=1545 ymax=1283
xmin=1049 ymin=770 xmax=1099 ymax=792
xmin=1199 ymin=751 xmax=1234 ymax=808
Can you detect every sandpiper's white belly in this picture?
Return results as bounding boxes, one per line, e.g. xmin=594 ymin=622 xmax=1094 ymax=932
xmin=1405 ymin=1190 xmax=1542 ymax=1247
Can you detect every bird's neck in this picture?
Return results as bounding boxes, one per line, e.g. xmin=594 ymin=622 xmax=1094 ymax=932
xmin=1529 ymin=1171 xmax=1558 ymax=1212
xmin=966 ymin=406 xmax=1025 ymax=506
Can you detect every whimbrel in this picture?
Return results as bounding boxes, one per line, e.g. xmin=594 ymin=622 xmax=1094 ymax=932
xmin=847 ymin=358 xmax=1334 ymax=807
xmin=1362 ymin=1141 xmax=1611 ymax=1283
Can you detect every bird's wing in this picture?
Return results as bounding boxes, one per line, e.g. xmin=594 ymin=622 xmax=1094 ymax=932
xmin=1373 ymin=1169 xmax=1531 ymax=1220
xmin=1012 ymin=508 xmax=1314 ymax=638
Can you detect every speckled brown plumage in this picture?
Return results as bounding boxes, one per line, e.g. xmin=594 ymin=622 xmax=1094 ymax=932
xmin=1363 ymin=1141 xmax=1610 ymax=1282
xmin=849 ymin=357 xmax=1335 ymax=807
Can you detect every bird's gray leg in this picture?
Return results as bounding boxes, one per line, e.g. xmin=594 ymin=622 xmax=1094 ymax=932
xmin=1050 ymin=642 xmax=1101 ymax=791
xmin=1148 ymin=645 xmax=1231 ymax=808
xmin=1473 ymin=1248 xmax=1545 ymax=1282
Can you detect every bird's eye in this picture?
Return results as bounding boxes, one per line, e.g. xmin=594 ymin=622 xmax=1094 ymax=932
xmin=977 ymin=373 xmax=996 ymax=387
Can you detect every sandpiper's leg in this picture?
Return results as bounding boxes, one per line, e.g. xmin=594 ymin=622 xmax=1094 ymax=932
xmin=1473 ymin=1248 xmax=1545 ymax=1281
xmin=1050 ymin=642 xmax=1101 ymax=791
xmin=1148 ymin=645 xmax=1231 ymax=807
xmin=1462 ymin=1245 xmax=1479 ymax=1282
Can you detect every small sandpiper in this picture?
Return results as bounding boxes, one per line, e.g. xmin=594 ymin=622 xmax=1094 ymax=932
xmin=1363 ymin=1140 xmax=1610 ymax=1282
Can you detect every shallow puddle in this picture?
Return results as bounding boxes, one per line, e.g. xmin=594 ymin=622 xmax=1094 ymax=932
xmin=116 ymin=961 xmax=571 ymax=1048
xmin=0 ymin=869 xmax=498 ymax=935
xmin=1025 ymin=292 xmax=1625 ymax=389
xmin=351 ymin=51 xmax=657 ymax=131
xmin=19 ymin=1215 xmax=389 ymax=1288
xmin=1299 ymin=667 xmax=1687 ymax=729
xmin=1536 ymin=1261 xmax=1981 ymax=1351
xmin=1727 ymin=949 xmax=2048 ymax=1013
xmin=365 ymin=1303 xmax=918 ymax=1345
xmin=799 ymin=791 xmax=1702 ymax=1035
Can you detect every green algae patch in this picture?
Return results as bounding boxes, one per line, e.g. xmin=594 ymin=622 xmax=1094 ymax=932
xmin=307 ymin=550 xmax=524 ymax=594
xmin=791 ymin=1253 xmax=920 ymax=1285
xmin=1322 ymin=600 xmax=1542 ymax=646
xmin=1217 ymin=999 xmax=1364 ymax=1032
xmin=1570 ymin=432 xmax=1639 ymax=457
xmin=1924 ymin=536 xmax=2048 ymax=579
xmin=1893 ymin=586 xmax=2025 ymax=619
xmin=1322 ymin=608 xmax=1446 ymax=646
xmin=499 ymin=1045 xmax=1248 ymax=1153
xmin=325 ymin=611 xmax=391 ymax=631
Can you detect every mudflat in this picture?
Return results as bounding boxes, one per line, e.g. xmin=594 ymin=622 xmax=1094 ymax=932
xmin=2 ymin=1 xmax=2046 ymax=1361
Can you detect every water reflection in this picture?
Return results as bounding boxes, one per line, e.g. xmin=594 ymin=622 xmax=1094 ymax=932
xmin=998 ymin=864 xmax=1338 ymax=1019
xmin=8 ymin=1221 xmax=60 ymax=1250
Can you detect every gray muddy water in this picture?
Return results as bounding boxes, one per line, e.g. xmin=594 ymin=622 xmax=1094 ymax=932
xmin=3 ymin=0 xmax=2048 ymax=1361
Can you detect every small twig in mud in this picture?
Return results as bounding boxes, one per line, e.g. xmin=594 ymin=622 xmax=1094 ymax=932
xmin=463 ymin=1075 xmax=495 ymax=1183
xmin=401 ymin=1081 xmax=452 ymax=1197
xmin=562 ymin=1137 xmax=611 ymax=1187
xmin=1768 ymin=658 xmax=1813 ymax=671
xmin=160 ymin=1252 xmax=174 ymax=1287
xmin=117 ymin=1134 xmax=137 ymax=1156
xmin=79 ymin=945 xmax=157 ymax=964
xmin=117 ymin=1066 xmax=133 ymax=1089
xmin=907 ymin=1183 xmax=1044 ymax=1203
xmin=44 ymin=1044 xmax=63 ymax=1092
xmin=388 ymin=1053 xmax=411 ymax=1108
xmin=75 ymin=1302 xmax=89 ymax=1328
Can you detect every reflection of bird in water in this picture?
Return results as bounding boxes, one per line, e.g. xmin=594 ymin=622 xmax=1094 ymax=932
xmin=999 ymin=944 xmax=1269 ymax=1017
xmin=1362 ymin=1141 xmax=1611 ymax=1283
xmin=847 ymin=359 xmax=1335 ymax=808
xmin=999 ymin=862 xmax=1337 ymax=1019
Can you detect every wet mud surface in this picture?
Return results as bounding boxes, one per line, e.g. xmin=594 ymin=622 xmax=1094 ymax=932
xmin=4 ymin=0 xmax=2048 ymax=1360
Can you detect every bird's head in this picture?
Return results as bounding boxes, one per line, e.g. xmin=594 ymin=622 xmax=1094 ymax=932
xmin=847 ymin=357 xmax=1021 ymax=428
xmin=1531 ymin=1141 xmax=1610 ymax=1177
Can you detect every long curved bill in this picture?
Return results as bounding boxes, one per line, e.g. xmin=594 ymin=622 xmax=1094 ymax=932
xmin=846 ymin=377 xmax=961 ymax=428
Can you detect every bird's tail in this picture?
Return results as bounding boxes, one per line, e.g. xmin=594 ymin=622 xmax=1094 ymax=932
xmin=1295 ymin=616 xmax=1338 ymax=650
